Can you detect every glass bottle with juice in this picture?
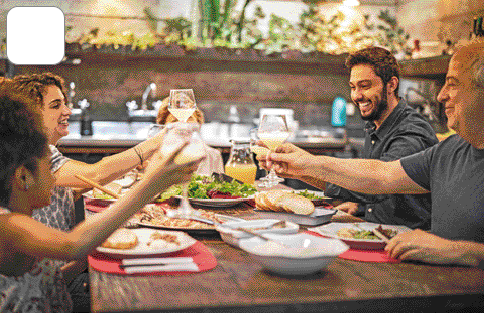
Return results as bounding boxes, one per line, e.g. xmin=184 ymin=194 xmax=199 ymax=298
xmin=225 ymin=140 xmax=257 ymax=185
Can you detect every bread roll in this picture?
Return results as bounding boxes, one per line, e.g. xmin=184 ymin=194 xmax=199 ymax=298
xmin=101 ymin=228 xmax=138 ymax=250
xmin=255 ymin=190 xmax=315 ymax=215
xmin=255 ymin=192 xmax=271 ymax=211
xmin=278 ymin=193 xmax=315 ymax=215
xmin=265 ymin=190 xmax=290 ymax=212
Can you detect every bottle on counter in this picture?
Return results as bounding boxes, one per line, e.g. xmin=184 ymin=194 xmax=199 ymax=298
xmin=224 ymin=140 xmax=257 ymax=185
xmin=331 ymin=96 xmax=347 ymax=128
xmin=78 ymin=99 xmax=93 ymax=136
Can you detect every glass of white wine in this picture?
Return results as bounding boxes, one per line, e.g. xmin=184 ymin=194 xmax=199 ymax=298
xmin=168 ymin=89 xmax=197 ymax=122
xmin=162 ymin=122 xmax=206 ymax=217
xmin=249 ymin=128 xmax=270 ymax=187
xmin=257 ymin=114 xmax=290 ymax=187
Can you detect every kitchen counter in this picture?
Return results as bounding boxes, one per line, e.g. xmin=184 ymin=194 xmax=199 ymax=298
xmin=57 ymin=121 xmax=358 ymax=158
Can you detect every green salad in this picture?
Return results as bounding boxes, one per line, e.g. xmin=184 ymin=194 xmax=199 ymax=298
xmin=292 ymin=189 xmax=326 ymax=200
xmin=156 ymin=175 xmax=258 ymax=202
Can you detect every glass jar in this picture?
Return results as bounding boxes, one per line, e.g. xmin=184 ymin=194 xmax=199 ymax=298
xmin=224 ymin=140 xmax=257 ymax=185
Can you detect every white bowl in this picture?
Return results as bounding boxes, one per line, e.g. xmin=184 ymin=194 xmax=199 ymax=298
xmin=239 ymin=233 xmax=349 ymax=276
xmin=216 ymin=219 xmax=299 ymax=247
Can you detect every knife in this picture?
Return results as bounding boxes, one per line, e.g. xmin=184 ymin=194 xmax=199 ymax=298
xmin=122 ymin=262 xmax=199 ymax=274
xmin=120 ymin=257 xmax=194 ymax=267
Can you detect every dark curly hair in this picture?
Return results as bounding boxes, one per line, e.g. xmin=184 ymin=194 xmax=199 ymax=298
xmin=345 ymin=47 xmax=400 ymax=97
xmin=12 ymin=72 xmax=67 ymax=108
xmin=0 ymin=79 xmax=48 ymax=206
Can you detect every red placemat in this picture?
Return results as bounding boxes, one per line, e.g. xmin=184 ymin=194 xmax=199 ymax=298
xmin=88 ymin=241 xmax=217 ymax=276
xmin=305 ymin=230 xmax=399 ymax=263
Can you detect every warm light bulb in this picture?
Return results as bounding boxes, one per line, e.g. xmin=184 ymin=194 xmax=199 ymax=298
xmin=343 ymin=0 xmax=360 ymax=6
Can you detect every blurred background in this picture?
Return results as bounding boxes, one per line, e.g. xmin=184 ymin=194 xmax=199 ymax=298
xmin=0 ymin=0 xmax=482 ymax=166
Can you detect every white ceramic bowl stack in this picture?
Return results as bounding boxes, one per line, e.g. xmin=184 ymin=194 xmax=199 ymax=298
xmin=238 ymin=233 xmax=349 ymax=276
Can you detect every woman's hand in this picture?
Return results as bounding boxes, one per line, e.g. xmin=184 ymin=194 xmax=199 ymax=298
xmin=143 ymin=141 xmax=204 ymax=190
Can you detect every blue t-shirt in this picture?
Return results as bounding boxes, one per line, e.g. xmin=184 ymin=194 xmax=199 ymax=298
xmin=400 ymin=135 xmax=484 ymax=242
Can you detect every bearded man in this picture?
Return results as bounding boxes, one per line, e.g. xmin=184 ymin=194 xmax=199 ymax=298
xmin=326 ymin=47 xmax=438 ymax=229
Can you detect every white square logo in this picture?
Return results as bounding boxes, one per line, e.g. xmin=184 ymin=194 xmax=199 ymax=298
xmin=7 ymin=7 xmax=64 ymax=65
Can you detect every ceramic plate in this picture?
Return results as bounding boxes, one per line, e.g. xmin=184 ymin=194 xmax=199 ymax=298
xmin=309 ymin=222 xmax=411 ymax=250
xmin=96 ymin=228 xmax=197 ymax=258
xmin=174 ymin=195 xmax=254 ymax=208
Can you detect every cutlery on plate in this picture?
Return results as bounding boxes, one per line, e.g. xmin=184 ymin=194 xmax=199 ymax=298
xmin=355 ymin=224 xmax=390 ymax=243
xmin=168 ymin=212 xmax=293 ymax=249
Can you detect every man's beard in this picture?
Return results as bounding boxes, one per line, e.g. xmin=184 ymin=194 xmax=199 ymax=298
xmin=360 ymin=85 xmax=389 ymax=122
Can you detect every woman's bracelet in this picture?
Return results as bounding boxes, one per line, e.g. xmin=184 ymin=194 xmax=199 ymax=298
xmin=134 ymin=146 xmax=143 ymax=165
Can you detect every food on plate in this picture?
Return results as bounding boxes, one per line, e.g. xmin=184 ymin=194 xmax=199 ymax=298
xmin=130 ymin=204 xmax=226 ymax=229
xmin=101 ymin=228 xmax=138 ymax=249
xmin=293 ymin=189 xmax=326 ymax=200
xmin=255 ymin=190 xmax=315 ymax=215
xmin=147 ymin=231 xmax=181 ymax=249
xmin=336 ymin=225 xmax=397 ymax=240
xmin=156 ymin=175 xmax=257 ymax=202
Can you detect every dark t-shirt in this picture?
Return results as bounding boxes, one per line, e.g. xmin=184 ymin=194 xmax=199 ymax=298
xmin=400 ymin=135 xmax=484 ymax=242
xmin=326 ymin=100 xmax=438 ymax=229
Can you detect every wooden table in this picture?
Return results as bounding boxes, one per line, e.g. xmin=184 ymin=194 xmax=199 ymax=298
xmin=88 ymin=204 xmax=484 ymax=313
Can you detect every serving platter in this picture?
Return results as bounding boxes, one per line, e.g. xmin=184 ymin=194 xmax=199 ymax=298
xmin=309 ymin=222 xmax=411 ymax=250
xmin=96 ymin=229 xmax=197 ymax=258
xmin=137 ymin=213 xmax=245 ymax=235
xmin=174 ymin=195 xmax=254 ymax=208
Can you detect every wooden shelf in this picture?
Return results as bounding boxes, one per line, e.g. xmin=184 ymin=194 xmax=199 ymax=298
xmin=399 ymin=55 xmax=451 ymax=79
xmin=64 ymin=43 xmax=451 ymax=79
xmin=64 ymin=43 xmax=350 ymax=76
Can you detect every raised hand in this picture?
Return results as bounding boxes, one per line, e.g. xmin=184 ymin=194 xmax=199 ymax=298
xmin=257 ymin=143 xmax=315 ymax=179
xmin=143 ymin=141 xmax=202 ymax=190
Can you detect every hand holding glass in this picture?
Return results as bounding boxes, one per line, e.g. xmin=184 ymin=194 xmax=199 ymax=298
xmin=257 ymin=114 xmax=290 ymax=187
xmin=161 ymin=123 xmax=206 ymax=217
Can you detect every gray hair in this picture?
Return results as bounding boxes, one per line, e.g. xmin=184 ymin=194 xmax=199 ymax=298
xmin=455 ymin=37 xmax=484 ymax=89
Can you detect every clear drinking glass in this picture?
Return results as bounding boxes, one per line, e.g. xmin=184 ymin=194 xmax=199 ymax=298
xmin=162 ymin=122 xmax=206 ymax=217
xmin=257 ymin=114 xmax=290 ymax=187
xmin=168 ymin=89 xmax=197 ymax=122
xmin=249 ymin=128 xmax=270 ymax=187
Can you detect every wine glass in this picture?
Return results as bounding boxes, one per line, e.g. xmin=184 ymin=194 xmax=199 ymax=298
xmin=168 ymin=89 xmax=197 ymax=122
xmin=249 ymin=128 xmax=270 ymax=187
xmin=257 ymin=114 xmax=290 ymax=187
xmin=162 ymin=122 xmax=206 ymax=217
